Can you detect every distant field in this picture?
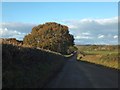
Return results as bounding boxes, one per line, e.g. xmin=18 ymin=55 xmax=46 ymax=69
xmin=76 ymin=45 xmax=119 ymax=70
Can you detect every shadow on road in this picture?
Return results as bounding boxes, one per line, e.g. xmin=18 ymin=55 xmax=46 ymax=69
xmin=45 ymin=53 xmax=118 ymax=88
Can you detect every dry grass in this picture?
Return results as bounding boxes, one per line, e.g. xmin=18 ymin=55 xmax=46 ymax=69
xmin=77 ymin=45 xmax=119 ymax=70
xmin=77 ymin=54 xmax=118 ymax=69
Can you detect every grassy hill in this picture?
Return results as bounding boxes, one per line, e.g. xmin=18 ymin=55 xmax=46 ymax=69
xmin=2 ymin=44 xmax=66 ymax=88
xmin=76 ymin=45 xmax=119 ymax=70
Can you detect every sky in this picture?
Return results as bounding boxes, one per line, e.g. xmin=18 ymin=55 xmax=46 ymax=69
xmin=1 ymin=2 xmax=118 ymax=45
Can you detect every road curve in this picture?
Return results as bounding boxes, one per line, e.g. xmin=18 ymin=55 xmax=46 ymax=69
xmin=46 ymin=54 xmax=118 ymax=88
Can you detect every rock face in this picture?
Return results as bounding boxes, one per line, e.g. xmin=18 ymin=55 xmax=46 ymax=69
xmin=1 ymin=38 xmax=23 ymax=46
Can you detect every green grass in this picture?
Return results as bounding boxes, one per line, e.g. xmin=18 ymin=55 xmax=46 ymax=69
xmin=84 ymin=50 xmax=118 ymax=55
xmin=76 ymin=45 xmax=119 ymax=70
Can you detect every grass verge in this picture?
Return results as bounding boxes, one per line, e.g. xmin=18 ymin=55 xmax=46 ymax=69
xmin=76 ymin=45 xmax=119 ymax=70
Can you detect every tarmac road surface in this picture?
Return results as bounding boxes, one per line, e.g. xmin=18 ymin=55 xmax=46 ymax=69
xmin=46 ymin=54 xmax=118 ymax=88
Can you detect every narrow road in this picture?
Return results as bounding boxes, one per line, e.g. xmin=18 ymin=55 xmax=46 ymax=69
xmin=46 ymin=54 xmax=118 ymax=88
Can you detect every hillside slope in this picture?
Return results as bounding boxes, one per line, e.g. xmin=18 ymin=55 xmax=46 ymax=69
xmin=2 ymin=44 xmax=66 ymax=88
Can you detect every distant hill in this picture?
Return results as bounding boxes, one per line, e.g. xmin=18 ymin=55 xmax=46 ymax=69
xmin=1 ymin=38 xmax=23 ymax=46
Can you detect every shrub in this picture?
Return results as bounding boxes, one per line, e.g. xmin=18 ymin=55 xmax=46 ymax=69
xmin=23 ymin=22 xmax=74 ymax=54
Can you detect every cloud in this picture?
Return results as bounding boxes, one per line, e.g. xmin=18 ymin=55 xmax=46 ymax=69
xmin=98 ymin=35 xmax=104 ymax=39
xmin=0 ymin=17 xmax=118 ymax=45
xmin=75 ymin=35 xmax=93 ymax=39
xmin=1 ymin=22 xmax=36 ymax=34
xmin=74 ymin=32 xmax=93 ymax=40
xmin=63 ymin=17 xmax=118 ymax=45
xmin=113 ymin=35 xmax=118 ymax=39
xmin=0 ymin=22 xmax=36 ymax=40
xmin=65 ymin=17 xmax=117 ymax=34
xmin=0 ymin=28 xmax=26 ymax=40
xmin=82 ymin=32 xmax=91 ymax=35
